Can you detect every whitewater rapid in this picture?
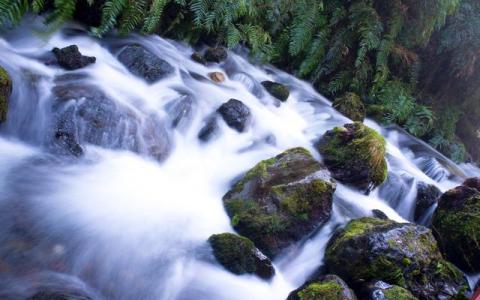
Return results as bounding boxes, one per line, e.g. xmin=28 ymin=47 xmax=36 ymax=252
xmin=0 ymin=19 xmax=478 ymax=300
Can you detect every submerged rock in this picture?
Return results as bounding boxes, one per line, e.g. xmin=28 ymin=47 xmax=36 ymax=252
xmin=324 ymin=217 xmax=469 ymax=300
xmin=414 ymin=182 xmax=441 ymax=222
xmin=332 ymin=92 xmax=365 ymax=122
xmin=261 ymin=81 xmax=290 ymax=102
xmin=198 ymin=117 xmax=219 ymax=142
xmin=223 ymin=147 xmax=335 ymax=257
xmin=52 ymin=45 xmax=96 ymax=70
xmin=431 ymin=178 xmax=480 ymax=272
xmin=217 ymin=99 xmax=251 ymax=132
xmin=365 ymin=281 xmax=418 ymax=300
xmin=28 ymin=290 xmax=92 ymax=300
xmin=0 ymin=65 xmax=12 ymax=122
xmin=52 ymin=83 xmax=170 ymax=160
xmin=118 ymin=44 xmax=174 ymax=83
xmin=204 ymin=47 xmax=228 ymax=63
xmin=287 ymin=274 xmax=357 ymax=300
xmin=208 ymin=233 xmax=274 ymax=279
xmin=316 ymin=122 xmax=387 ymax=191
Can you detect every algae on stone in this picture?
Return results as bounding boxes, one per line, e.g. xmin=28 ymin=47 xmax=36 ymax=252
xmin=0 ymin=65 xmax=12 ymax=123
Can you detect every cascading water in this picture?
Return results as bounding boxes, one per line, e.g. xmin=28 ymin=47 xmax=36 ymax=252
xmin=0 ymin=20 xmax=479 ymax=300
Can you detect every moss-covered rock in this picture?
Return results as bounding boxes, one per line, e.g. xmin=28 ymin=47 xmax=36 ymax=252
xmin=0 ymin=65 xmax=12 ymax=123
xmin=324 ymin=217 xmax=469 ymax=300
xmin=208 ymin=233 xmax=275 ymax=279
xmin=332 ymin=93 xmax=366 ymax=122
xmin=261 ymin=81 xmax=290 ymax=102
xmin=431 ymin=178 xmax=480 ymax=272
xmin=223 ymin=147 xmax=335 ymax=257
xmin=365 ymin=281 xmax=418 ymax=300
xmin=287 ymin=275 xmax=357 ymax=300
xmin=315 ymin=122 xmax=387 ymax=191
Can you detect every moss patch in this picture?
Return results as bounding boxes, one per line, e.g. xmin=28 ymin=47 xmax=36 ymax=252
xmin=297 ymin=281 xmax=343 ymax=300
xmin=333 ymin=92 xmax=366 ymax=122
xmin=0 ymin=65 xmax=12 ymax=122
xmin=383 ymin=285 xmax=418 ymax=300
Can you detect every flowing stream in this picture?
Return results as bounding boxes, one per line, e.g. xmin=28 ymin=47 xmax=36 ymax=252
xmin=0 ymin=20 xmax=479 ymax=300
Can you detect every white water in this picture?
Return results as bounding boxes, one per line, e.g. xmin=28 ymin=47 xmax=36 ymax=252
xmin=0 ymin=20 xmax=479 ymax=299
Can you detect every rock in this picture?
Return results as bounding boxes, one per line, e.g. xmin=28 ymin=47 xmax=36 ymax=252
xmin=431 ymin=178 xmax=480 ymax=272
xmin=28 ymin=290 xmax=92 ymax=300
xmin=261 ymin=81 xmax=290 ymax=102
xmin=324 ymin=217 xmax=469 ymax=300
xmin=332 ymin=92 xmax=366 ymax=122
xmin=223 ymin=147 xmax=335 ymax=257
xmin=287 ymin=275 xmax=357 ymax=300
xmin=372 ymin=209 xmax=389 ymax=220
xmin=208 ymin=72 xmax=226 ymax=83
xmin=414 ymin=182 xmax=441 ymax=222
xmin=316 ymin=122 xmax=387 ymax=191
xmin=365 ymin=281 xmax=418 ymax=300
xmin=191 ymin=52 xmax=207 ymax=65
xmin=204 ymin=47 xmax=228 ymax=63
xmin=0 ymin=65 xmax=12 ymax=122
xmin=52 ymin=45 xmax=96 ymax=70
xmin=165 ymin=94 xmax=195 ymax=130
xmin=198 ymin=117 xmax=219 ymax=142
xmin=217 ymin=99 xmax=251 ymax=132
xmin=118 ymin=44 xmax=174 ymax=83
xmin=208 ymin=233 xmax=275 ymax=279
xmin=52 ymin=83 xmax=170 ymax=160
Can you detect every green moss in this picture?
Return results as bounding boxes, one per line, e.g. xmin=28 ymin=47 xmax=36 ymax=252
xmin=262 ymin=81 xmax=290 ymax=102
xmin=297 ymin=281 xmax=343 ymax=300
xmin=383 ymin=285 xmax=418 ymax=300
xmin=208 ymin=233 xmax=257 ymax=274
xmin=318 ymin=122 xmax=387 ymax=188
xmin=0 ymin=65 xmax=11 ymax=123
xmin=333 ymin=92 xmax=366 ymax=122
xmin=370 ymin=256 xmax=407 ymax=287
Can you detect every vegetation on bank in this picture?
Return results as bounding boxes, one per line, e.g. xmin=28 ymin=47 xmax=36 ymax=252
xmin=0 ymin=0 xmax=478 ymax=163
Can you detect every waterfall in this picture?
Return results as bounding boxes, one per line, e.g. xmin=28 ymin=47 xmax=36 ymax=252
xmin=0 ymin=20 xmax=478 ymax=300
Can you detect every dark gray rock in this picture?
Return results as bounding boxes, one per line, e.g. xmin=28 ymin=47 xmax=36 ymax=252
xmin=191 ymin=52 xmax=206 ymax=65
xmin=217 ymin=99 xmax=251 ymax=132
xmin=372 ymin=209 xmax=389 ymax=220
xmin=204 ymin=47 xmax=228 ymax=63
xmin=198 ymin=117 xmax=219 ymax=142
xmin=365 ymin=281 xmax=417 ymax=300
xmin=52 ymin=45 xmax=96 ymax=70
xmin=165 ymin=95 xmax=195 ymax=130
xmin=261 ymin=81 xmax=289 ymax=102
xmin=414 ymin=182 xmax=441 ymax=222
xmin=118 ymin=45 xmax=174 ymax=83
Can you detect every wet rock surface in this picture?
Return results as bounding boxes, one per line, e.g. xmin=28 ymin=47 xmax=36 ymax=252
xmin=52 ymin=45 xmax=96 ymax=70
xmin=0 ymin=65 xmax=12 ymax=122
xmin=365 ymin=281 xmax=418 ymax=300
xmin=414 ymin=182 xmax=441 ymax=222
xmin=324 ymin=217 xmax=469 ymax=300
xmin=261 ymin=81 xmax=289 ymax=102
xmin=204 ymin=47 xmax=228 ymax=63
xmin=118 ymin=44 xmax=174 ymax=83
xmin=223 ymin=147 xmax=335 ymax=257
xmin=217 ymin=99 xmax=251 ymax=132
xmin=208 ymin=233 xmax=275 ymax=279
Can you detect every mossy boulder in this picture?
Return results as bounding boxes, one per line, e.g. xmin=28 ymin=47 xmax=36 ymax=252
xmin=431 ymin=178 xmax=480 ymax=272
xmin=332 ymin=93 xmax=366 ymax=122
xmin=223 ymin=147 xmax=336 ymax=257
xmin=0 ymin=65 xmax=11 ymax=123
xmin=261 ymin=81 xmax=290 ymax=102
xmin=324 ymin=217 xmax=469 ymax=300
xmin=287 ymin=275 xmax=357 ymax=300
xmin=208 ymin=233 xmax=275 ymax=279
xmin=315 ymin=122 xmax=387 ymax=191
xmin=365 ymin=281 xmax=418 ymax=300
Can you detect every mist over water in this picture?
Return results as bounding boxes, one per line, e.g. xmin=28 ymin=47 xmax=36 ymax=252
xmin=0 ymin=20 xmax=478 ymax=299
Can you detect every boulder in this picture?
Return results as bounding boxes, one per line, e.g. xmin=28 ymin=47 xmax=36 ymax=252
xmin=191 ymin=52 xmax=207 ymax=65
xmin=0 ymin=65 xmax=12 ymax=122
xmin=414 ymin=182 xmax=441 ymax=222
xmin=204 ymin=47 xmax=228 ymax=63
xmin=208 ymin=233 xmax=275 ymax=279
xmin=365 ymin=281 xmax=418 ymax=300
xmin=209 ymin=72 xmax=226 ymax=83
xmin=223 ymin=147 xmax=335 ymax=257
xmin=431 ymin=178 xmax=480 ymax=272
xmin=372 ymin=209 xmax=389 ymax=220
xmin=316 ymin=122 xmax=387 ymax=191
xmin=332 ymin=92 xmax=365 ymax=122
xmin=261 ymin=81 xmax=290 ymax=102
xmin=217 ymin=99 xmax=251 ymax=132
xmin=118 ymin=45 xmax=174 ymax=83
xmin=324 ymin=217 xmax=469 ymax=300
xmin=287 ymin=275 xmax=357 ymax=300
xmin=52 ymin=83 xmax=170 ymax=160
xmin=52 ymin=45 xmax=96 ymax=70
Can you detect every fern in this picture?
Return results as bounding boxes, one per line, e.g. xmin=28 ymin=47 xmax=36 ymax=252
xmin=142 ymin=0 xmax=169 ymax=33
xmin=91 ymin=0 xmax=128 ymax=37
